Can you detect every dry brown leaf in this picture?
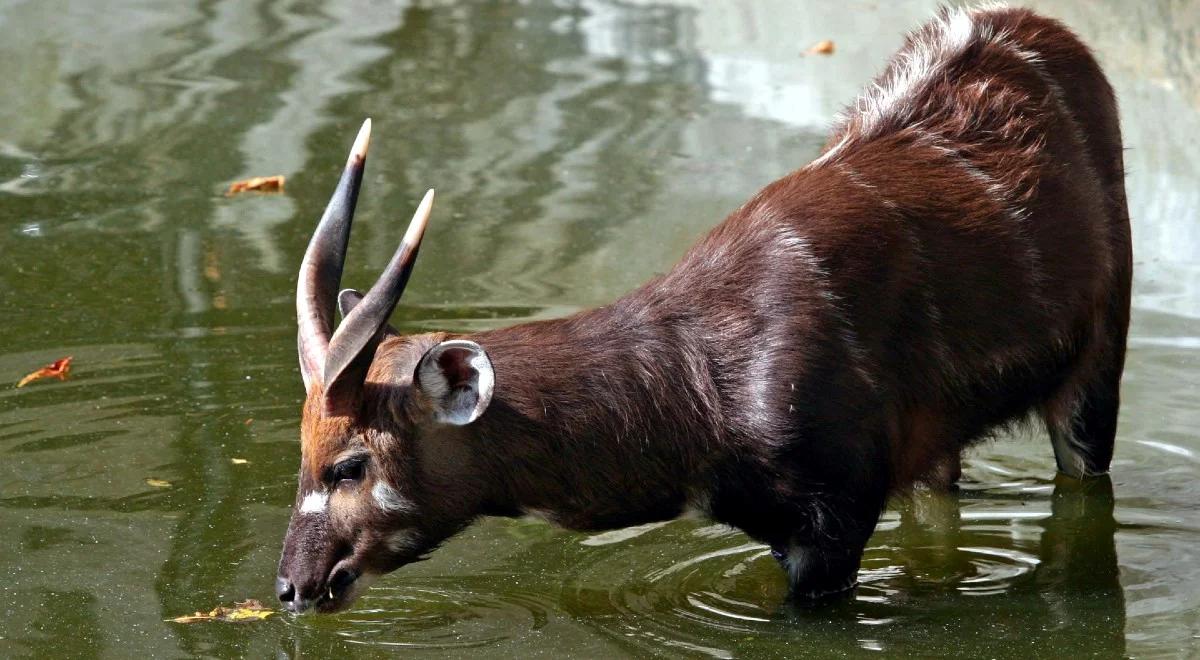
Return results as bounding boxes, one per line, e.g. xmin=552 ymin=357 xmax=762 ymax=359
xmin=145 ymin=478 xmax=172 ymax=488
xmin=226 ymin=175 xmax=285 ymax=196
xmin=169 ymin=599 xmax=275 ymax=624
xmin=16 ymin=356 xmax=73 ymax=388
xmin=806 ymin=40 xmax=835 ymax=55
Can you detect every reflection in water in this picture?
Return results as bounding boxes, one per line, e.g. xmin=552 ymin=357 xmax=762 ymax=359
xmin=1036 ymin=476 xmax=1124 ymax=651
xmin=340 ymin=2 xmax=720 ymax=308
xmin=0 ymin=0 xmax=1197 ymax=657
xmin=555 ymin=476 xmax=1125 ymax=658
xmin=8 ymin=590 xmax=104 ymax=659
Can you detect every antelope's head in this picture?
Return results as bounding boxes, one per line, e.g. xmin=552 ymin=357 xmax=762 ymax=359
xmin=276 ymin=120 xmax=496 ymax=614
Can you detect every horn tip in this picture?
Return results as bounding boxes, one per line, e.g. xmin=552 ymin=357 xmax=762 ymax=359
xmin=401 ymin=189 xmax=436 ymax=246
xmin=350 ymin=119 xmax=372 ymax=162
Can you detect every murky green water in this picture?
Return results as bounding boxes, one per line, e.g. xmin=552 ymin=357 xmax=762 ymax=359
xmin=1 ymin=0 xmax=1197 ymax=657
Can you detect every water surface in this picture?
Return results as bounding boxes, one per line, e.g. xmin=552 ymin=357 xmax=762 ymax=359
xmin=1 ymin=0 xmax=1197 ymax=657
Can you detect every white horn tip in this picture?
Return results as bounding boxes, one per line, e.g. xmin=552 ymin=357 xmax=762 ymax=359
xmin=403 ymin=189 xmax=436 ymax=245
xmin=350 ymin=118 xmax=372 ymax=162
xmin=420 ymin=189 xmax=435 ymax=217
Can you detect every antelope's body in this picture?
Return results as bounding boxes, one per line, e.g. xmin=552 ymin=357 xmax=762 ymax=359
xmin=278 ymin=7 xmax=1130 ymax=612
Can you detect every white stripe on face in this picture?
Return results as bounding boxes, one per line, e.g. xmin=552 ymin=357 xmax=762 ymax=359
xmin=300 ymin=490 xmax=329 ymax=514
xmin=372 ymin=481 xmax=415 ymax=513
xmin=387 ymin=530 xmax=419 ymax=554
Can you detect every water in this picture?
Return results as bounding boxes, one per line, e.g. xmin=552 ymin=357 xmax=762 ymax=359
xmin=1 ymin=0 xmax=1197 ymax=657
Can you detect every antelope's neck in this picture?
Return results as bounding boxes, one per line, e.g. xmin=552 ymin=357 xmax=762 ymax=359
xmin=469 ymin=297 xmax=724 ymax=529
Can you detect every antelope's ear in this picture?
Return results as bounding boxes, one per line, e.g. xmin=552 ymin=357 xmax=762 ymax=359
xmin=337 ymin=288 xmax=364 ymax=317
xmin=338 ymin=288 xmax=399 ymax=336
xmin=415 ymin=340 xmax=494 ymax=425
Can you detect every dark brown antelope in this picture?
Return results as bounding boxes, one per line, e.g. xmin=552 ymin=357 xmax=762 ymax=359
xmin=276 ymin=6 xmax=1130 ymax=613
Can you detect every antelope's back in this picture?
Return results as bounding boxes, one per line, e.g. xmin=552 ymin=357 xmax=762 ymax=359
xmin=760 ymin=6 xmax=1130 ymax=421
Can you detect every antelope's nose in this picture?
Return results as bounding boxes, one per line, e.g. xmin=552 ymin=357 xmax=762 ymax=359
xmin=276 ymin=574 xmax=317 ymax=613
xmin=275 ymin=576 xmax=296 ymax=605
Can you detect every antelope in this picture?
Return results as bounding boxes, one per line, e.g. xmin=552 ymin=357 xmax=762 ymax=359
xmin=276 ymin=6 xmax=1130 ymax=613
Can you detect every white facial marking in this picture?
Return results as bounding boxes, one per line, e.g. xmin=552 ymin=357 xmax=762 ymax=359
xmin=300 ymin=490 xmax=328 ymax=515
xmin=372 ymin=481 xmax=415 ymax=513
xmin=386 ymin=530 xmax=419 ymax=554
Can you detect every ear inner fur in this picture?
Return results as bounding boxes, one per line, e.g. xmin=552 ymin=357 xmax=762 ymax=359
xmin=417 ymin=340 xmax=495 ymax=426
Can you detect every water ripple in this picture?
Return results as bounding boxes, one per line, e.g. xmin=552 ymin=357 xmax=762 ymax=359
xmin=300 ymin=579 xmax=553 ymax=650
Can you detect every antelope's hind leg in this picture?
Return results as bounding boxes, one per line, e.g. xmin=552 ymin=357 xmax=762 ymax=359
xmin=1041 ymin=336 xmax=1126 ymax=478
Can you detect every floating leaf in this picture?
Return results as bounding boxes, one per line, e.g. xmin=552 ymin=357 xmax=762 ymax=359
xmin=226 ymin=175 xmax=285 ymax=196
xmin=16 ymin=356 xmax=72 ymax=388
xmin=145 ymin=478 xmax=172 ymax=488
xmin=169 ymin=599 xmax=275 ymax=624
xmin=806 ymin=40 xmax=835 ymax=55
xmin=231 ymin=458 xmax=249 ymax=465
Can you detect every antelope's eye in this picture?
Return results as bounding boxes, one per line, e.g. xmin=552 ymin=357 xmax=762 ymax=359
xmin=330 ymin=457 xmax=366 ymax=484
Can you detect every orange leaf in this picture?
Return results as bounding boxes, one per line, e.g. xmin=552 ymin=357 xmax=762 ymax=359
xmin=226 ymin=175 xmax=285 ymax=196
xmin=16 ymin=356 xmax=72 ymax=388
xmin=806 ymin=40 xmax=835 ymax=55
